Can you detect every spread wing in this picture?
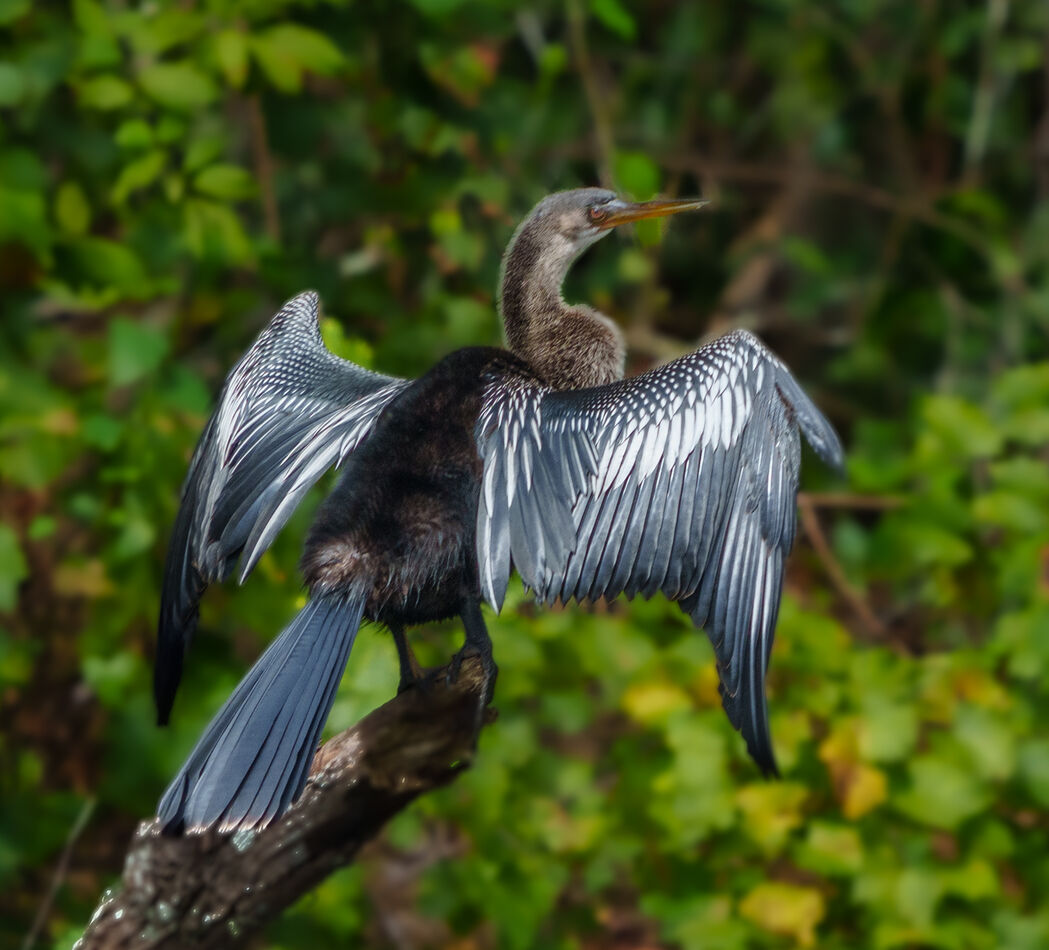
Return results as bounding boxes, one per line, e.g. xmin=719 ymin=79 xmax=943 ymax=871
xmin=156 ymin=291 xmax=409 ymax=722
xmin=475 ymin=329 xmax=843 ymax=773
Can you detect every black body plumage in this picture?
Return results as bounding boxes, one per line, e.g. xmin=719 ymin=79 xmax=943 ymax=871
xmin=155 ymin=189 xmax=843 ymax=834
xmin=302 ymin=347 xmax=533 ymax=625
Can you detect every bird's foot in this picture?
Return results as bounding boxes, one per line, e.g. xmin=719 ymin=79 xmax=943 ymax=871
xmin=447 ymin=644 xmax=498 ymax=706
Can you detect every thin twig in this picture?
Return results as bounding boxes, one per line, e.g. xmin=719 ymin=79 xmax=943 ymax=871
xmin=555 ymin=142 xmax=991 ymax=255
xmin=246 ymin=95 xmax=281 ymax=243
xmin=798 ymin=495 xmax=887 ymax=640
xmin=1037 ymin=34 xmax=1049 ymax=199
xmin=964 ymin=0 xmax=1010 ymax=179
xmin=566 ymin=0 xmax=615 ymax=187
xmin=797 ymin=492 xmax=904 ymax=511
xmin=658 ymin=155 xmax=988 ymax=254
xmin=23 ymin=797 xmax=96 ymax=950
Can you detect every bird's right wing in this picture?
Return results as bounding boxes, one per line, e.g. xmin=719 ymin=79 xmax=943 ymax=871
xmin=475 ymin=330 xmax=843 ymax=772
xmin=156 ymin=292 xmax=409 ymax=722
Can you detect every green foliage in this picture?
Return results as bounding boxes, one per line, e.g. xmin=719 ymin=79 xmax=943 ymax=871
xmin=1 ymin=0 xmax=1047 ymax=948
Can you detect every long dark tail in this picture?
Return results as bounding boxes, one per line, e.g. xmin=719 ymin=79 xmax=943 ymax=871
xmin=157 ymin=592 xmax=365 ymax=834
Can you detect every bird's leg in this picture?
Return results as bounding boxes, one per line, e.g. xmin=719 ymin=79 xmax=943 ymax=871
xmin=450 ymin=599 xmax=498 ymax=705
xmin=390 ymin=623 xmax=425 ymax=694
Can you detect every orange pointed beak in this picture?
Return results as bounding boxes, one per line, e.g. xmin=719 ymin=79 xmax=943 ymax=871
xmin=597 ymin=197 xmax=709 ymax=229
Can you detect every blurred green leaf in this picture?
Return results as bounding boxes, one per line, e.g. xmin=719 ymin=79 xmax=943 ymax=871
xmin=138 ymin=61 xmax=216 ymax=111
xmin=110 ymin=150 xmax=166 ymax=204
xmin=250 ymin=24 xmax=344 ymax=93
xmin=894 ymin=757 xmax=993 ymax=829
xmin=183 ymin=136 xmax=225 ymax=174
xmin=259 ymin=24 xmax=344 ymax=75
xmin=590 ymin=0 xmax=637 ymax=40
xmin=920 ymin=395 xmax=1003 ymax=460
xmin=71 ymin=0 xmax=108 ymax=33
xmin=859 ymin=701 xmax=918 ymax=763
xmin=54 ymin=182 xmax=91 ymax=235
xmin=0 ymin=186 xmax=50 ymax=259
xmin=320 ymin=318 xmax=374 ymax=367
xmin=213 ymin=29 xmax=250 ymax=88
xmin=76 ymin=74 xmax=133 ymax=109
xmin=82 ymin=652 xmax=139 ymax=707
xmin=107 ymin=318 xmax=169 ymax=387
xmin=614 ymin=150 xmax=661 ymax=199
xmin=193 ymin=164 xmax=257 ymax=200
xmin=0 ymin=0 xmax=30 ymax=25
xmin=645 ymin=893 xmax=750 ymax=950
xmin=795 ymin=821 xmax=864 ymax=875
xmin=68 ymin=237 xmax=148 ymax=296
xmin=739 ymin=881 xmax=825 ymax=947
xmin=81 ymin=413 xmax=123 ymax=450
xmin=1017 ymin=740 xmax=1049 ymax=808
xmin=182 ymin=198 xmax=254 ymax=264
xmin=114 ymin=119 xmax=153 ymax=150
xmin=0 ymin=63 xmax=25 ymax=106
xmin=735 ymin=781 xmax=808 ymax=854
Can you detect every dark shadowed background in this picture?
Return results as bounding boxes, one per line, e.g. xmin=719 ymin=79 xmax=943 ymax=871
xmin=2 ymin=0 xmax=1048 ymax=947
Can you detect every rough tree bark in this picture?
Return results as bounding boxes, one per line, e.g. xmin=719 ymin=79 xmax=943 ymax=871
xmin=77 ymin=657 xmax=495 ymax=949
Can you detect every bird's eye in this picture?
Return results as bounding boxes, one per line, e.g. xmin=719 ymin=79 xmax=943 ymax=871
xmin=588 ymin=207 xmax=608 ymax=224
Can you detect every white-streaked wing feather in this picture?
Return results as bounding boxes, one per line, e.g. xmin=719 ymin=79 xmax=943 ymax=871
xmin=475 ymin=329 xmax=843 ymax=772
xmin=156 ymin=292 xmax=409 ymax=721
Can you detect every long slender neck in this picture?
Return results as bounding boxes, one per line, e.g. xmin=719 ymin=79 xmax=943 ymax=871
xmin=499 ymin=217 xmax=625 ymax=390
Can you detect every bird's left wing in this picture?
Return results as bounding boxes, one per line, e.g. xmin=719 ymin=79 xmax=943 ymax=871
xmin=157 ymin=291 xmax=409 ymax=722
xmin=475 ymin=330 xmax=842 ymax=772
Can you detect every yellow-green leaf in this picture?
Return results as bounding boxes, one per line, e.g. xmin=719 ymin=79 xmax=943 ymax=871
xmin=259 ymin=24 xmax=344 ymax=75
xmin=138 ymin=61 xmax=216 ymax=111
xmin=894 ymin=757 xmax=992 ymax=829
xmin=214 ymin=30 xmax=249 ymax=88
xmin=739 ymin=882 xmax=825 ymax=947
xmin=735 ymin=782 xmax=809 ymax=853
xmin=193 ymin=164 xmax=256 ymax=200
xmin=107 ymin=318 xmax=169 ymax=387
xmin=0 ymin=0 xmax=30 ymax=26
xmin=590 ymin=0 xmax=636 ymax=40
xmin=78 ymin=75 xmax=133 ymax=110
xmin=54 ymin=182 xmax=91 ymax=235
xmin=250 ymin=32 xmax=302 ymax=93
xmin=622 ymin=680 xmax=691 ymax=725
xmin=110 ymin=150 xmax=166 ymax=204
xmin=795 ymin=822 xmax=864 ymax=875
xmin=114 ymin=119 xmax=153 ymax=150
xmin=0 ymin=63 xmax=25 ymax=107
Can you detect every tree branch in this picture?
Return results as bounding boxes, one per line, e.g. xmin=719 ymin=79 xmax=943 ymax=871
xmin=798 ymin=495 xmax=887 ymax=641
xmin=24 ymin=798 xmax=96 ymax=950
xmin=77 ymin=657 xmax=495 ymax=949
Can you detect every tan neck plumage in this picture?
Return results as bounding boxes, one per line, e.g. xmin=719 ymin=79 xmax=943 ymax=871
xmin=499 ymin=217 xmax=625 ymax=390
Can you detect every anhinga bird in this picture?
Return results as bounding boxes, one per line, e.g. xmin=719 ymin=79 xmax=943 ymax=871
xmin=155 ymin=188 xmax=843 ymax=834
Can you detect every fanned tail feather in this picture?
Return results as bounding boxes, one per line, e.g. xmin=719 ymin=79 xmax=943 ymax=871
xmin=157 ymin=592 xmax=365 ymax=834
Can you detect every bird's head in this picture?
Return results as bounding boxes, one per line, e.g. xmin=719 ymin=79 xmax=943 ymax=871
xmin=499 ymin=187 xmax=710 ymax=383
xmin=527 ymin=187 xmax=709 ymax=256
